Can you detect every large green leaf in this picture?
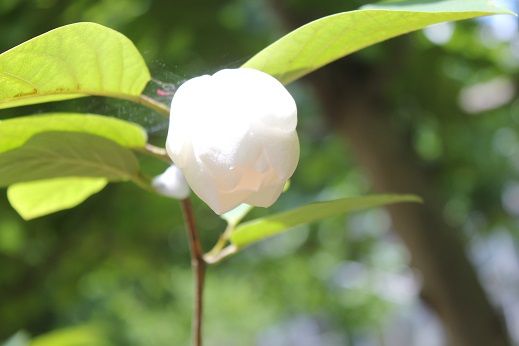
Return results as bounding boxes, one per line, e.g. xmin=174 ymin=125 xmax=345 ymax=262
xmin=0 ymin=131 xmax=141 ymax=187
xmin=0 ymin=113 xmax=147 ymax=153
xmin=242 ymin=0 xmax=515 ymax=84
xmin=0 ymin=114 xmax=148 ymax=219
xmin=0 ymin=22 xmax=150 ymax=109
xmin=230 ymin=194 xmax=421 ymax=248
xmin=8 ymin=177 xmax=107 ymax=220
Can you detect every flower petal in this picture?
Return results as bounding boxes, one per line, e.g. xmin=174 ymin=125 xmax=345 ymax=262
xmin=166 ymin=68 xmax=299 ymax=214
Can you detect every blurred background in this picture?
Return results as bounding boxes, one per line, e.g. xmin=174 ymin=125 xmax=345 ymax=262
xmin=1 ymin=0 xmax=518 ymax=345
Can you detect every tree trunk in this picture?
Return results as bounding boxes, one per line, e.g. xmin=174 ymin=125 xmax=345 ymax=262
xmin=306 ymin=57 xmax=511 ymax=346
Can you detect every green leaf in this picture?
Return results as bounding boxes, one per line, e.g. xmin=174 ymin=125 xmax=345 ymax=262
xmin=242 ymin=0 xmax=515 ymax=84
xmin=220 ymin=204 xmax=254 ymax=227
xmin=8 ymin=177 xmax=107 ymax=220
xmin=0 ymin=114 xmax=148 ymax=219
xmin=0 ymin=113 xmax=147 ymax=153
xmin=0 ymin=131 xmax=141 ymax=187
xmin=29 ymin=324 xmax=107 ymax=346
xmin=0 ymin=22 xmax=150 ymax=109
xmin=230 ymin=194 xmax=421 ymax=248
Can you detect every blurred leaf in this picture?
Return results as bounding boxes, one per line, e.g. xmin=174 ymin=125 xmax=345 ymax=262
xmin=8 ymin=177 xmax=108 ymax=220
xmin=0 ymin=113 xmax=147 ymax=154
xmin=230 ymin=194 xmax=422 ymax=248
xmin=29 ymin=325 xmax=107 ymax=346
xmin=243 ymin=0 xmax=514 ymax=84
xmin=0 ymin=22 xmax=150 ymax=109
xmin=0 ymin=131 xmax=141 ymax=187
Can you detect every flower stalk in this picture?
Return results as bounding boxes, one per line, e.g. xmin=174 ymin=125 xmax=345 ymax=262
xmin=180 ymin=198 xmax=206 ymax=346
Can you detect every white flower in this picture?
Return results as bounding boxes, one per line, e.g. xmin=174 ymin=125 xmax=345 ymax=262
xmin=166 ymin=68 xmax=299 ymax=214
xmin=152 ymin=165 xmax=190 ymax=200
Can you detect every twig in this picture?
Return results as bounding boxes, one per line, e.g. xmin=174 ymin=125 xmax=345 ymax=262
xmin=203 ymin=224 xmax=233 ymax=259
xmin=85 ymin=92 xmax=171 ymax=117
xmin=137 ymin=94 xmax=171 ymax=116
xmin=136 ymin=143 xmax=172 ymax=163
xmin=180 ymin=198 xmax=206 ymax=346
xmin=203 ymin=244 xmax=238 ymax=264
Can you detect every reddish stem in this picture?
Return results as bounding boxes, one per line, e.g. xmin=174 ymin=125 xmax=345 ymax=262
xmin=180 ymin=198 xmax=206 ymax=346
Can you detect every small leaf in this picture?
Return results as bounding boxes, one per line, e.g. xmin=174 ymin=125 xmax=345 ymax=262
xmin=243 ymin=0 xmax=514 ymax=85
xmin=0 ymin=22 xmax=150 ymax=109
xmin=8 ymin=177 xmax=107 ymax=220
xmin=0 ymin=131 xmax=140 ymax=187
xmin=220 ymin=204 xmax=254 ymax=227
xmin=230 ymin=194 xmax=421 ymax=248
xmin=0 ymin=113 xmax=147 ymax=153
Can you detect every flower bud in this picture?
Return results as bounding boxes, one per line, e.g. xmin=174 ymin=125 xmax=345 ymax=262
xmin=152 ymin=165 xmax=190 ymax=200
xmin=166 ymin=68 xmax=299 ymax=214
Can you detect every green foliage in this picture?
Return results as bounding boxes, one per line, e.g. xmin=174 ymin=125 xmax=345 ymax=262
xmin=0 ymin=113 xmax=147 ymax=219
xmin=0 ymin=11 xmax=449 ymax=223
xmin=8 ymin=178 xmax=108 ymax=220
xmin=0 ymin=132 xmax=141 ymax=186
xmin=0 ymin=0 xmax=508 ymax=221
xmin=230 ymin=194 xmax=421 ymax=248
xmin=0 ymin=113 xmax=147 ymax=153
xmin=29 ymin=325 xmax=107 ymax=346
xmin=0 ymin=0 xmax=516 ymax=344
xmin=1 ymin=325 xmax=108 ymax=346
xmin=0 ymin=22 xmax=150 ymax=109
xmin=243 ymin=0 xmax=513 ymax=84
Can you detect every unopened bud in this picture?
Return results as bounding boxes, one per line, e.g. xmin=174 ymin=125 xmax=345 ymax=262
xmin=152 ymin=165 xmax=190 ymax=199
